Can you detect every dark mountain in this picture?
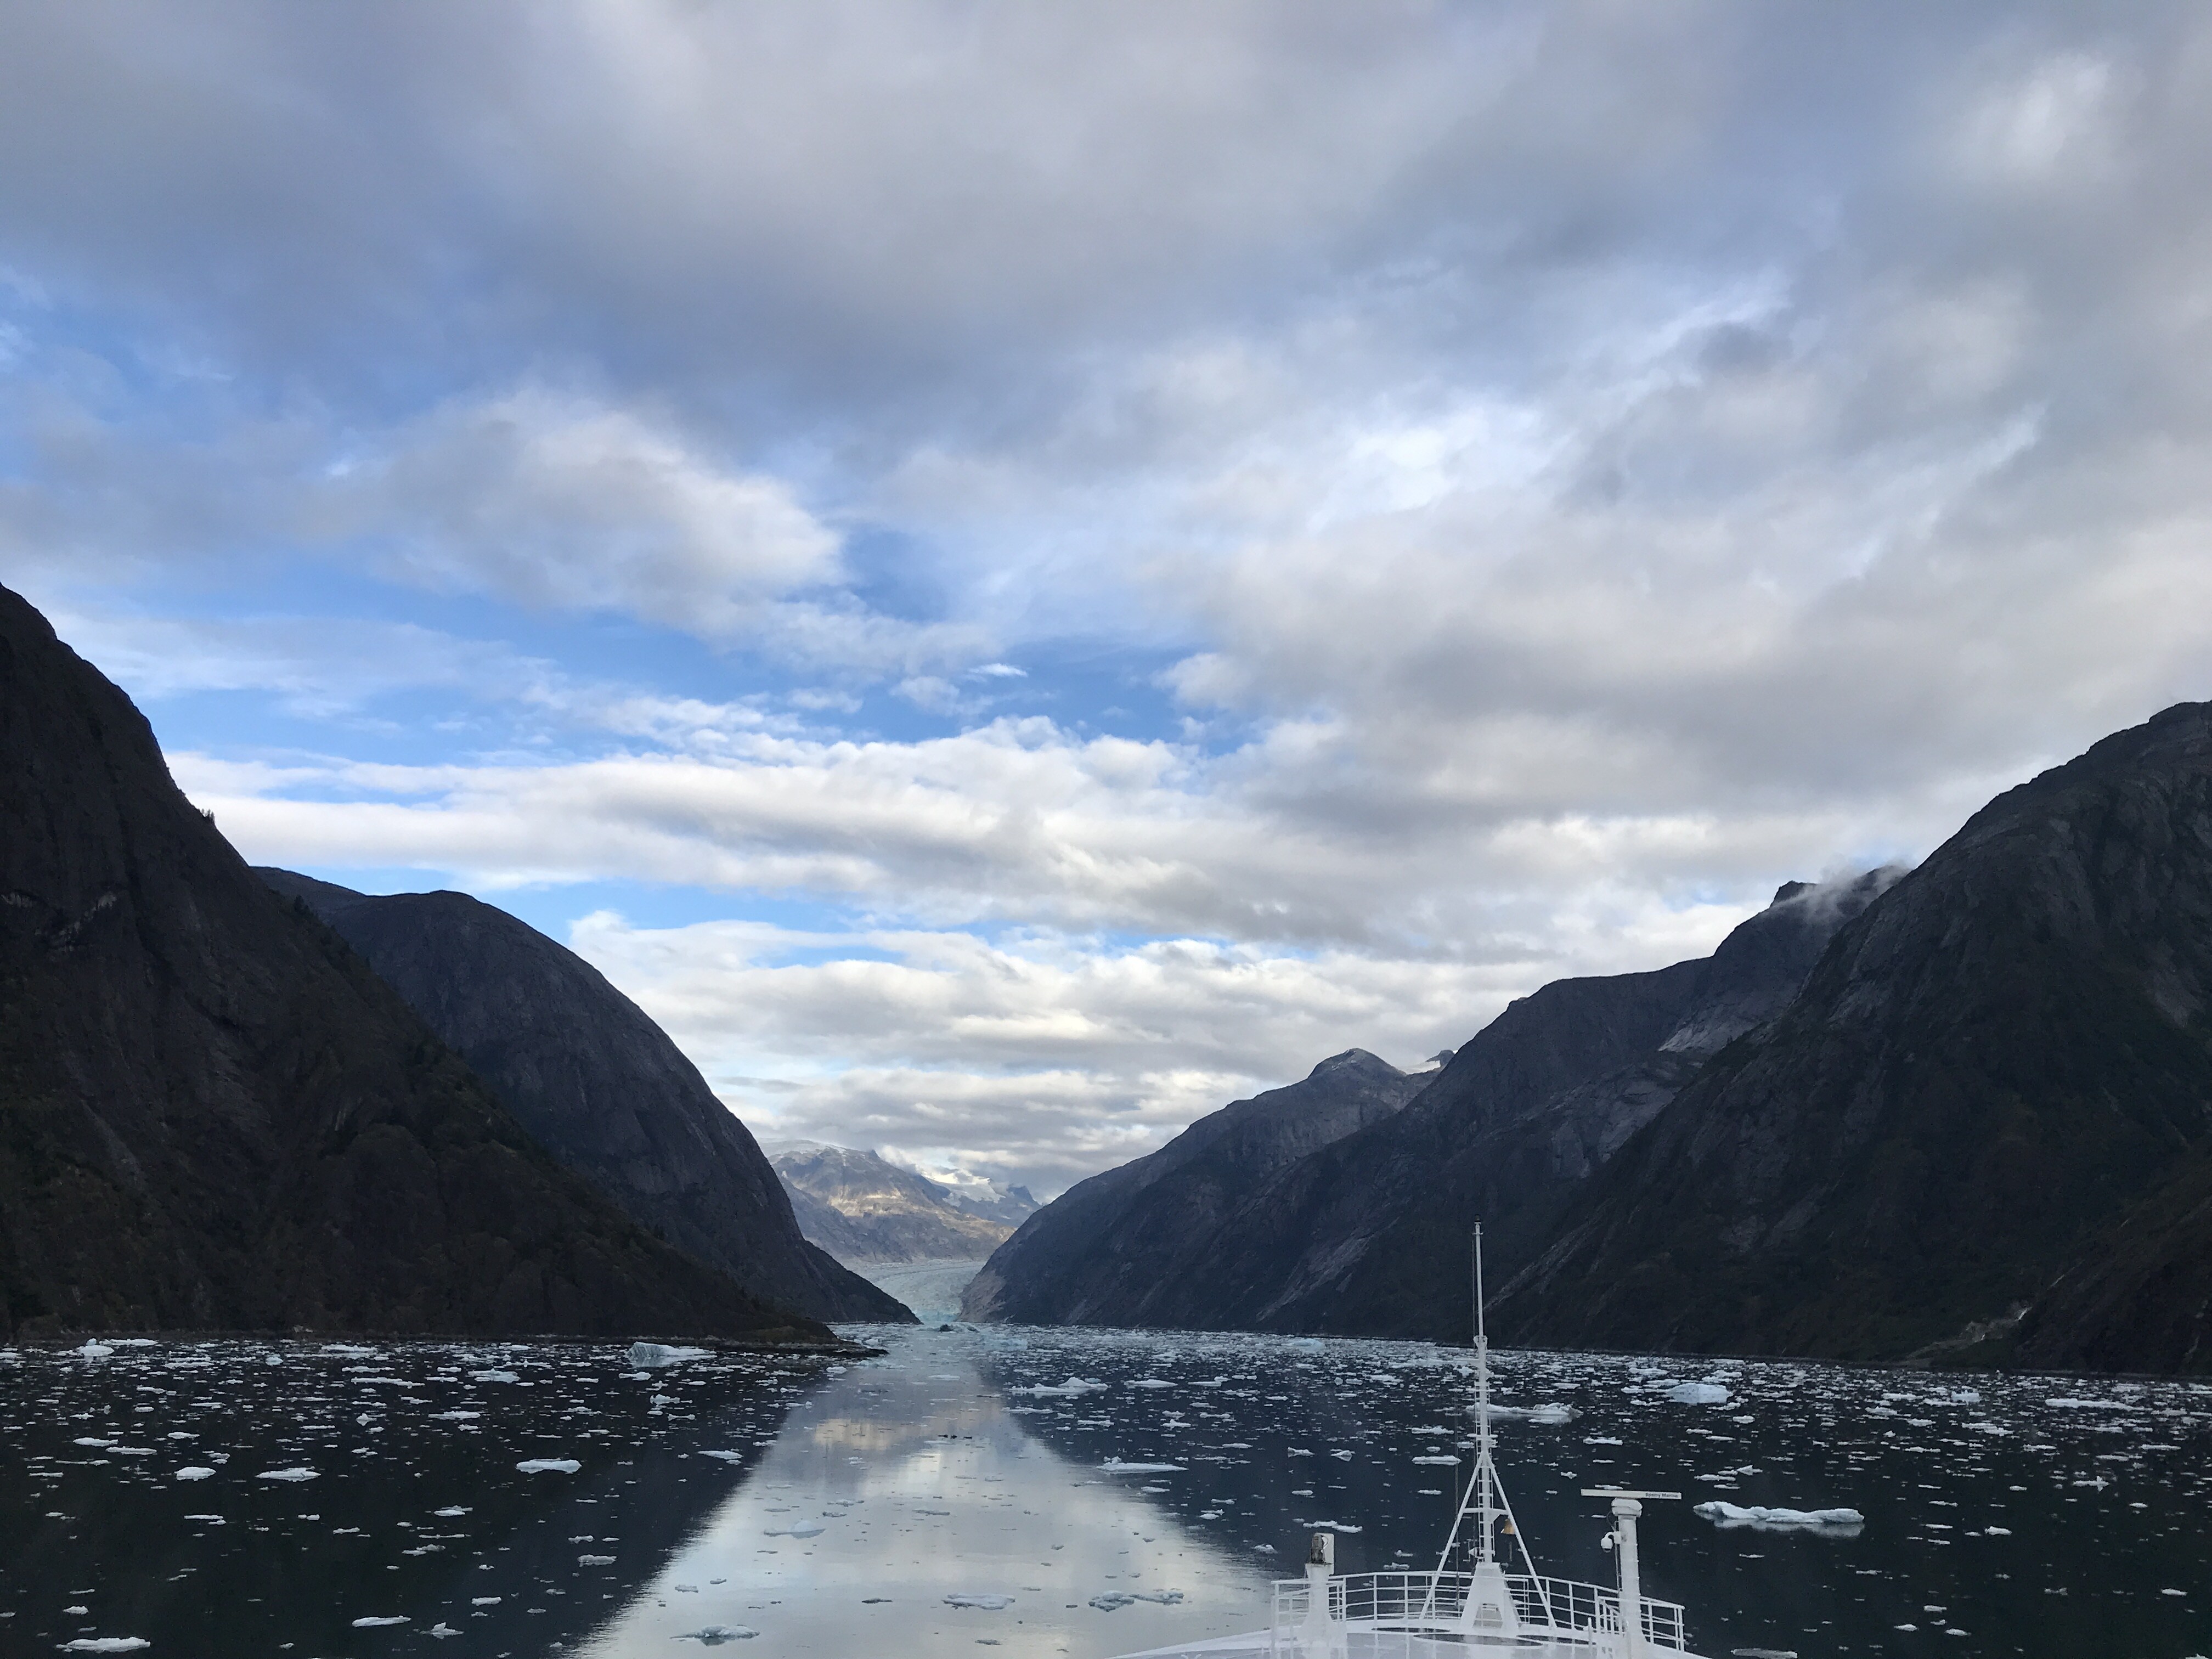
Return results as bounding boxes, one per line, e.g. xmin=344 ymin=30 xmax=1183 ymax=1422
xmin=0 ymin=583 xmax=827 ymax=1343
xmin=769 ymin=1144 xmax=1032 ymax=1265
xmin=1496 ymin=703 xmax=2212 ymax=1372
xmin=255 ymin=872 xmax=910 ymax=1324
xmin=966 ymin=873 xmax=1893 ymax=1335
xmin=962 ymin=1048 xmax=1432 ymax=1324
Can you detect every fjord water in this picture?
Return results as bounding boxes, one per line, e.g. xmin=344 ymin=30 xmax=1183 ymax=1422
xmin=3 ymin=1330 xmax=2205 ymax=1658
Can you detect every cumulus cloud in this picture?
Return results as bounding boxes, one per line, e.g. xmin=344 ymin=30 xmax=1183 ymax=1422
xmin=565 ymin=913 xmax=1526 ymax=1195
xmin=342 ymin=390 xmax=842 ymax=639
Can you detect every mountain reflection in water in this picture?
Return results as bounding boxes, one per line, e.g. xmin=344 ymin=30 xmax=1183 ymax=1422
xmin=3 ymin=1327 xmax=2207 ymax=1657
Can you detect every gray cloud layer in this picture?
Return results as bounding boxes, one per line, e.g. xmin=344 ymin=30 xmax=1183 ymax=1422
xmin=8 ymin=2 xmax=2212 ymax=1187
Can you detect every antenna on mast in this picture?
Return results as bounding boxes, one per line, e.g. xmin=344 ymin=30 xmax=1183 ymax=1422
xmin=1431 ymin=1224 xmax=1547 ymax=1597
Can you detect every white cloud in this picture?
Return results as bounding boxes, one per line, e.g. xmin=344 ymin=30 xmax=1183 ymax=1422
xmin=345 ymin=390 xmax=842 ymax=640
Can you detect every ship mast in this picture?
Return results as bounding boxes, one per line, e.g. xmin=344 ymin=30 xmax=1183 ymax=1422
xmin=1433 ymin=1224 xmax=1542 ymax=1583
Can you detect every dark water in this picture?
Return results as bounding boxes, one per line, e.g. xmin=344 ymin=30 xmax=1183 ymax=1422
xmin=2 ymin=1326 xmax=2205 ymax=1657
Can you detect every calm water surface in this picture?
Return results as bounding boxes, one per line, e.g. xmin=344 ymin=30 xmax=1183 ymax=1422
xmin=3 ymin=1319 xmax=2207 ymax=1658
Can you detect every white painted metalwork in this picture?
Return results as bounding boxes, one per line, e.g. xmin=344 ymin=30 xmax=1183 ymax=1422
xmin=1111 ymin=1224 xmax=1714 ymax=1659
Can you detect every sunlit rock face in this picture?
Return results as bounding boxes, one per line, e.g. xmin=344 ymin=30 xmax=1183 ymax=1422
xmin=254 ymin=871 xmax=909 ymax=1325
xmin=770 ymin=1143 xmax=1036 ymax=1265
xmin=0 ymin=583 xmax=823 ymax=1342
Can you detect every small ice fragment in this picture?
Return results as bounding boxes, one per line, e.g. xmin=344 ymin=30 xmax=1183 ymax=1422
xmin=698 ymin=1450 xmax=745 ymax=1463
xmin=428 ymin=1624 xmax=460 ymax=1639
xmin=470 ymin=1370 xmax=520 ymax=1384
xmin=75 ymin=1342 xmax=115 ymax=1359
xmin=65 ymin=1607 xmax=89 ymax=1616
xmin=764 ymin=1522 xmax=825 ymax=1538
xmin=675 ymin=1630 xmax=757 ymax=1645
xmin=431 ymin=1410 xmax=479 ymax=1421
xmin=256 ymin=1468 xmax=320 ymax=1482
xmin=1128 ymin=1379 xmax=1175 ymax=1389
xmin=1412 ymin=1455 xmax=1461 ymax=1465
xmin=1330 ymin=1450 xmax=1353 ymax=1460
xmin=1489 ymin=1403 xmax=1575 ymax=1424
xmin=324 ymin=1344 xmax=378 ymax=1356
xmin=944 ymin=1594 xmax=1014 ymax=1610
xmin=515 ymin=1459 xmax=580 ymax=1474
xmin=1297 ymin=1520 xmax=1363 ymax=1533
xmin=1098 ymin=1460 xmax=1183 ymax=1474
xmin=351 ymin=1615 xmax=409 ymax=1627
xmin=175 ymin=1468 xmax=215 ymax=1481
xmin=470 ymin=1598 xmax=500 ymax=1606
xmin=578 ymin=1554 xmax=616 ymax=1565
xmin=433 ymin=1507 xmax=470 ymax=1517
xmin=72 ymin=1438 xmax=114 ymax=1448
xmin=59 ymin=1642 xmax=150 ymax=1653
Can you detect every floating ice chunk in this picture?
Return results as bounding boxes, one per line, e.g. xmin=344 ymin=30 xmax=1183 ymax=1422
xmin=75 ymin=1342 xmax=114 ymax=1360
xmin=1412 ymin=1455 xmax=1461 ymax=1465
xmin=1129 ymin=1379 xmax=1175 ymax=1389
xmin=433 ymin=1507 xmax=470 ymax=1517
xmin=351 ymin=1615 xmax=409 ymax=1627
xmin=698 ymin=1450 xmax=745 ymax=1463
xmin=59 ymin=1641 xmax=149 ymax=1653
xmin=1666 ymin=1383 xmax=1731 ymax=1406
xmin=1695 ymin=1502 xmax=1863 ymax=1530
xmin=627 ymin=1342 xmax=710 ymax=1368
xmin=944 ymin=1594 xmax=1013 ymax=1610
xmin=175 ymin=1467 xmax=215 ymax=1481
xmin=578 ymin=1554 xmax=616 ymax=1565
xmin=431 ymin=1410 xmax=480 ymax=1421
xmin=516 ymin=1459 xmax=580 ymax=1474
xmin=470 ymin=1598 xmax=500 ymax=1606
xmin=1099 ymin=1460 xmax=1184 ymax=1474
xmin=675 ymin=1630 xmax=757 ymax=1645
xmin=73 ymin=1438 xmax=114 ymax=1448
xmin=1299 ymin=1520 xmax=1364 ymax=1533
xmin=110 ymin=1338 xmax=156 ymax=1347
xmin=1489 ymin=1403 xmax=1575 ymax=1424
xmin=471 ymin=1370 xmax=521 ymax=1384
xmin=1090 ymin=1593 xmax=1136 ymax=1611
xmin=324 ymin=1344 xmax=378 ymax=1356
xmin=2046 ymin=1397 xmax=2131 ymax=1410
xmin=764 ymin=1522 xmax=825 ymax=1538
xmin=428 ymin=1624 xmax=460 ymax=1639
xmin=256 ymin=1468 xmax=319 ymax=1482
xmin=1012 ymin=1377 xmax=1105 ymax=1397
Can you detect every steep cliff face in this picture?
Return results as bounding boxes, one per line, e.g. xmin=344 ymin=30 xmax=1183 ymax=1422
xmin=962 ymin=1049 xmax=1430 ymax=1324
xmin=255 ymin=873 xmax=911 ymax=1324
xmin=0 ymin=584 xmax=827 ymax=1342
xmin=966 ymin=874 xmax=1891 ymax=1337
xmin=1496 ymin=703 xmax=2212 ymax=1369
xmin=769 ymin=1144 xmax=1031 ymax=1265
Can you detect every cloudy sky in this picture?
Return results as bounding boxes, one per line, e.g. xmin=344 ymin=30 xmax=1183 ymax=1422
xmin=8 ymin=2 xmax=2212 ymax=1196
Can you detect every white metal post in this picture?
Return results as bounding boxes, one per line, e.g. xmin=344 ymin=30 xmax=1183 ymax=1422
xmin=1611 ymin=1497 xmax=1643 ymax=1659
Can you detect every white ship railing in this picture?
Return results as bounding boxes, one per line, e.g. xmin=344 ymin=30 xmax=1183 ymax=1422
xmin=1268 ymin=1570 xmax=1687 ymax=1654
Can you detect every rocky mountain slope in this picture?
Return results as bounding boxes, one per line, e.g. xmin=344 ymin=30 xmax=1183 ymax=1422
xmin=255 ymin=872 xmax=909 ymax=1324
xmin=771 ymin=1144 xmax=1035 ymax=1264
xmin=1496 ymin=704 xmax=2212 ymax=1372
xmin=967 ymin=873 xmax=1894 ymax=1335
xmin=962 ymin=1048 xmax=1435 ymax=1324
xmin=0 ymin=584 xmax=827 ymax=1342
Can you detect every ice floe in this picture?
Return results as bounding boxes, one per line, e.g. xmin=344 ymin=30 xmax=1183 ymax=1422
xmin=1694 ymin=1501 xmax=1864 ymax=1530
xmin=628 ymin=1342 xmax=710 ymax=1368
xmin=516 ymin=1458 xmax=580 ymax=1474
xmin=256 ymin=1468 xmax=319 ymax=1482
xmin=675 ymin=1629 xmax=758 ymax=1645
xmin=174 ymin=1467 xmax=213 ymax=1481
xmin=944 ymin=1594 xmax=1014 ymax=1609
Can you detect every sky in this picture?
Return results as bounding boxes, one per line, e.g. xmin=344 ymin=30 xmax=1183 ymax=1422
xmin=7 ymin=2 xmax=2212 ymax=1198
